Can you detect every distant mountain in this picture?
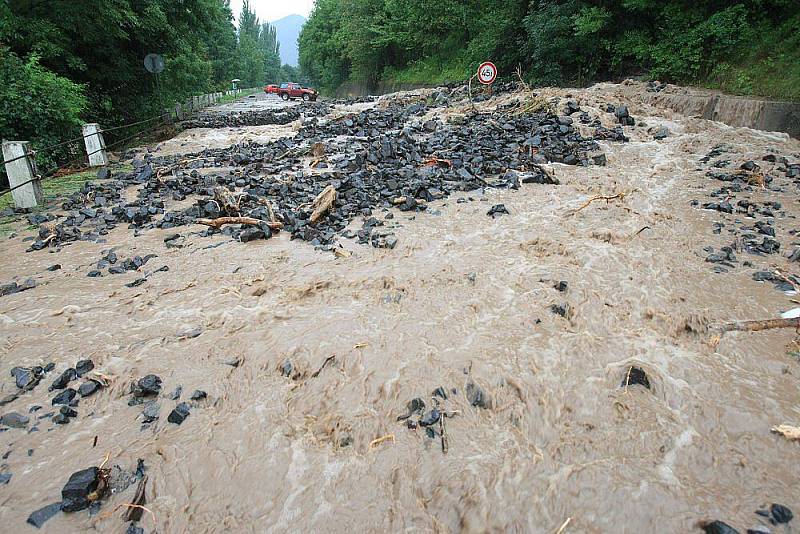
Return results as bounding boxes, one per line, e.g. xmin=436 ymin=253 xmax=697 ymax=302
xmin=271 ymin=14 xmax=306 ymax=67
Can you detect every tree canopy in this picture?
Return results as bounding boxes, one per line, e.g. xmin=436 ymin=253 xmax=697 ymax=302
xmin=0 ymin=0 xmax=299 ymax=178
xmin=299 ymin=0 xmax=799 ymax=100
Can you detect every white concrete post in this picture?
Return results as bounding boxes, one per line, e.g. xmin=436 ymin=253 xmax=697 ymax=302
xmin=2 ymin=141 xmax=44 ymax=208
xmin=82 ymin=124 xmax=108 ymax=167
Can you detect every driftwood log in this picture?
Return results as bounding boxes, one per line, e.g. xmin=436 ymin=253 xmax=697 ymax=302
xmin=195 ymin=217 xmax=283 ymax=230
xmin=714 ymin=317 xmax=800 ymax=333
xmin=310 ymin=185 xmax=337 ymax=224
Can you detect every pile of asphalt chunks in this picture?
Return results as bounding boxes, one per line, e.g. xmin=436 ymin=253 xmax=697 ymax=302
xmin=25 ymin=88 xmax=628 ymax=253
xmin=179 ymin=102 xmax=332 ymax=129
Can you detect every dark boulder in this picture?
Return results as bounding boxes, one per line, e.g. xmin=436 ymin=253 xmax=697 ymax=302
xmin=167 ymin=402 xmax=190 ymax=424
xmin=75 ymin=359 xmax=94 ymax=377
xmin=0 ymin=412 xmax=29 ymax=428
xmin=26 ymin=502 xmax=62 ymax=528
xmin=131 ymin=375 xmax=162 ymax=397
xmin=51 ymin=388 xmax=77 ymax=406
xmin=50 ymin=368 xmax=77 ymax=390
xmin=61 ymin=467 xmax=100 ymax=512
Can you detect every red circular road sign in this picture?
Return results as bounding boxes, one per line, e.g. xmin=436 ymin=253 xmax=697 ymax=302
xmin=477 ymin=61 xmax=497 ymax=85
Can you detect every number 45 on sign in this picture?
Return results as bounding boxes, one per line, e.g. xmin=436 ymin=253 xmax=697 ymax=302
xmin=478 ymin=61 xmax=497 ymax=85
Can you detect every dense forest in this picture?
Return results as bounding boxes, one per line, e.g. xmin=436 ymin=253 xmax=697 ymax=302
xmin=0 ymin=0 xmax=298 ymax=174
xmin=299 ymin=0 xmax=800 ymax=100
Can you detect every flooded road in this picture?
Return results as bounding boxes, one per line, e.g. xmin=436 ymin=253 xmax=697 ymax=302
xmin=1 ymin=85 xmax=798 ymax=533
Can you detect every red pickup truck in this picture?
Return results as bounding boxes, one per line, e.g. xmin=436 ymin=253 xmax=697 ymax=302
xmin=277 ymin=83 xmax=318 ymax=101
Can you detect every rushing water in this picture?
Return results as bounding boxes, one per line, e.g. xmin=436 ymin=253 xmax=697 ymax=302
xmin=0 ymin=87 xmax=798 ymax=533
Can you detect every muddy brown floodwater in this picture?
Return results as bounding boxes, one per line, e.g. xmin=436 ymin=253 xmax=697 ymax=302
xmin=1 ymin=86 xmax=798 ymax=533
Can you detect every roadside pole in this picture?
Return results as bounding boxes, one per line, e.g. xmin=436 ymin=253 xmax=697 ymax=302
xmin=2 ymin=141 xmax=43 ymax=208
xmin=82 ymin=124 xmax=109 ymax=167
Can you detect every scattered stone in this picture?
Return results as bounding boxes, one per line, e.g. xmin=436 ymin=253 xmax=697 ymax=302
xmin=754 ymin=221 xmax=775 ymax=237
xmin=615 ymin=105 xmax=635 ymax=126
xmin=50 ymin=368 xmax=77 ymax=390
xmin=653 ymin=126 xmax=670 ymax=140
xmin=1 ymin=412 xmax=30 ymax=428
xmin=622 ymin=366 xmax=650 ymax=389
xmin=131 ymin=375 xmax=162 ymax=398
xmin=702 ymin=520 xmax=739 ymax=534
xmin=168 ymin=386 xmax=182 ymax=400
xmin=0 ymin=278 xmax=36 ymax=298
xmin=432 ymin=386 xmax=448 ymax=399
xmin=141 ymin=401 xmax=160 ymax=423
xmin=0 ymin=472 xmax=10 ymax=484
xmin=769 ymin=503 xmax=793 ymax=524
xmin=51 ymin=388 xmax=77 ymax=406
xmin=371 ymin=232 xmax=398 ymax=249
xmin=465 ymin=381 xmax=488 ymax=408
xmin=487 ymin=204 xmax=509 ymax=218
xmin=61 ymin=467 xmax=100 ymax=512
xmin=554 ymin=281 xmax=568 ymax=292
xmin=397 ymin=397 xmax=425 ymax=421
xmin=419 ymin=408 xmax=441 ymax=427
xmin=280 ymin=360 xmax=294 ymax=378
xmin=550 ymin=303 xmax=569 ymax=317
xmin=26 ymin=502 xmax=62 ymax=528
xmin=46 ymin=264 xmax=61 ymax=271
xmin=222 ymin=357 xmax=242 ymax=368
xmin=741 ymin=160 xmax=759 ymax=172
xmin=52 ymin=413 xmax=70 ymax=424
xmin=189 ymin=390 xmax=207 ymax=401
xmin=75 ymin=359 xmax=94 ymax=376
xmin=59 ymin=405 xmax=78 ymax=418
xmin=126 ymin=523 xmax=145 ymax=534
xmin=0 ymin=393 xmax=19 ymax=406
xmin=177 ymin=327 xmax=202 ymax=339
xmin=11 ymin=366 xmax=43 ymax=390
xmin=78 ymin=380 xmax=101 ymax=397
xmin=167 ymin=402 xmax=190 ymax=425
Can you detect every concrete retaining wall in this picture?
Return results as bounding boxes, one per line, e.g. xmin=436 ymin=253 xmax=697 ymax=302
xmin=638 ymin=91 xmax=800 ymax=139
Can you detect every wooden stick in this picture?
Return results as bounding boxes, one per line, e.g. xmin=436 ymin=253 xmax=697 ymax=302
xmin=195 ymin=217 xmax=283 ymax=230
xmin=368 ymin=434 xmax=395 ymax=450
xmin=310 ymin=355 xmax=336 ymax=378
xmin=124 ymin=475 xmax=147 ymax=522
xmin=714 ymin=317 xmax=800 ymax=333
xmin=440 ymin=413 xmax=449 ymax=454
xmin=309 ymin=184 xmax=336 ymax=224
xmin=572 ymin=192 xmax=627 ymax=214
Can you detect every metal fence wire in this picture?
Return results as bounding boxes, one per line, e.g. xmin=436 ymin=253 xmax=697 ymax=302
xmin=1 ymin=88 xmax=250 ymax=198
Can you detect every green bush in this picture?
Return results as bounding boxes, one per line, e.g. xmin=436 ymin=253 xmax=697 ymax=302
xmin=0 ymin=48 xmax=87 ymax=177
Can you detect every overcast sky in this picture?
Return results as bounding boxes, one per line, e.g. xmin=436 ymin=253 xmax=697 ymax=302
xmin=229 ymin=0 xmax=315 ymax=24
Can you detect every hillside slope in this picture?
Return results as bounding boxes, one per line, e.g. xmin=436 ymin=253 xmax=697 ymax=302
xmin=272 ymin=14 xmax=305 ymax=67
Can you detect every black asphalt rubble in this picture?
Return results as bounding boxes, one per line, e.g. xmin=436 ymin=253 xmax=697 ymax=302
xmin=694 ymin=144 xmax=800 ymax=286
xmin=17 ymin=85 xmax=621 ymax=256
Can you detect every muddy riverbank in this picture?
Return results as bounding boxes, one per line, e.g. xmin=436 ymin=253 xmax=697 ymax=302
xmin=1 ymin=87 xmax=798 ymax=533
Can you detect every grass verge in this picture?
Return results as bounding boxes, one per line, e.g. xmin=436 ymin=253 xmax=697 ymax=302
xmin=0 ymin=163 xmax=133 ymax=236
